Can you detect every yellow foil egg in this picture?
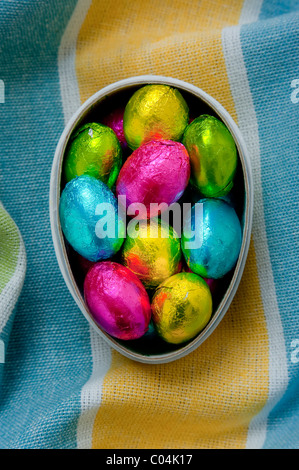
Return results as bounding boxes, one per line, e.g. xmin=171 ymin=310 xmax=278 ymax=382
xmin=151 ymin=272 xmax=213 ymax=344
xmin=123 ymin=85 xmax=189 ymax=150
xmin=121 ymin=218 xmax=182 ymax=289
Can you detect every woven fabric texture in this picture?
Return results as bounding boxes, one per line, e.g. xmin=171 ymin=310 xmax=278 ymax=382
xmin=0 ymin=0 xmax=298 ymax=449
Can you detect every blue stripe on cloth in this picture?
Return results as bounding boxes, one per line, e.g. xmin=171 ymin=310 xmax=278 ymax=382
xmin=241 ymin=5 xmax=299 ymax=448
xmin=0 ymin=0 xmax=93 ymax=449
xmin=259 ymin=0 xmax=299 ymax=20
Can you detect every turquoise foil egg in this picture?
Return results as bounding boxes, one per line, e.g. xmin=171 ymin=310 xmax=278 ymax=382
xmin=181 ymin=198 xmax=242 ymax=279
xmin=59 ymin=175 xmax=125 ymax=262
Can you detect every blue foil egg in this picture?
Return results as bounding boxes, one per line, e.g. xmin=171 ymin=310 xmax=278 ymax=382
xmin=181 ymin=198 xmax=242 ymax=279
xmin=59 ymin=175 xmax=125 ymax=262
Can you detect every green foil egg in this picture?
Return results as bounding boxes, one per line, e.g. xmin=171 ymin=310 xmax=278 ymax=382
xmin=182 ymin=115 xmax=237 ymax=197
xmin=63 ymin=122 xmax=122 ymax=188
xmin=123 ymin=85 xmax=189 ymax=150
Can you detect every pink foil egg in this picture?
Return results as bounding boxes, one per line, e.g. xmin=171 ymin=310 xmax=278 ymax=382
xmin=84 ymin=261 xmax=151 ymax=340
xmin=116 ymin=140 xmax=190 ymax=219
xmin=102 ymin=107 xmax=128 ymax=151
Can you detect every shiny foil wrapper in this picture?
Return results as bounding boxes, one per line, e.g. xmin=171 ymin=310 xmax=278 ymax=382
xmin=123 ymin=84 xmax=189 ymax=150
xmin=102 ymin=107 xmax=128 ymax=151
xmin=121 ymin=218 xmax=182 ymax=288
xmin=151 ymin=272 xmax=213 ymax=344
xmin=116 ymin=140 xmax=190 ymax=218
xmin=59 ymin=175 xmax=125 ymax=262
xmin=63 ymin=122 xmax=122 ymax=188
xmin=182 ymin=115 xmax=237 ymax=197
xmin=181 ymin=198 xmax=242 ymax=279
xmin=84 ymin=261 xmax=151 ymax=340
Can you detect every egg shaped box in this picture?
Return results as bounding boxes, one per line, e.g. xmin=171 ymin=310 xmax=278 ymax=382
xmin=49 ymin=75 xmax=253 ymax=364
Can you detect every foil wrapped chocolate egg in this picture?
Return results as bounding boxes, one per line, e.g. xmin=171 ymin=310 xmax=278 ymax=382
xmin=151 ymin=272 xmax=213 ymax=344
xmin=84 ymin=261 xmax=151 ymax=340
xmin=123 ymin=84 xmax=189 ymax=150
xmin=116 ymin=140 xmax=190 ymax=218
xmin=181 ymin=198 xmax=242 ymax=279
xmin=59 ymin=175 xmax=125 ymax=262
xmin=63 ymin=122 xmax=122 ymax=188
xmin=102 ymin=107 xmax=128 ymax=151
xmin=121 ymin=218 xmax=182 ymax=288
xmin=182 ymin=115 xmax=237 ymax=197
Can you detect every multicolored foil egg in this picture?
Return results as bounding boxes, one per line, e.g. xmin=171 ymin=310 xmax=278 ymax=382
xmin=123 ymin=84 xmax=189 ymax=150
xmin=182 ymin=115 xmax=237 ymax=197
xmin=181 ymin=198 xmax=242 ymax=279
xmin=102 ymin=107 xmax=128 ymax=151
xmin=151 ymin=272 xmax=213 ymax=344
xmin=84 ymin=261 xmax=151 ymax=340
xmin=116 ymin=140 xmax=190 ymax=219
xmin=63 ymin=122 xmax=122 ymax=188
xmin=121 ymin=218 xmax=182 ymax=288
xmin=59 ymin=175 xmax=125 ymax=262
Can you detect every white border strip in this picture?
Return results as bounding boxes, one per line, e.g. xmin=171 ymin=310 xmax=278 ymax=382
xmin=77 ymin=328 xmax=112 ymax=449
xmin=58 ymin=0 xmax=93 ymax=126
xmin=222 ymin=23 xmax=288 ymax=449
xmin=239 ymin=0 xmax=263 ymax=25
xmin=57 ymin=0 xmax=112 ymax=449
xmin=0 ymin=203 xmax=27 ymax=334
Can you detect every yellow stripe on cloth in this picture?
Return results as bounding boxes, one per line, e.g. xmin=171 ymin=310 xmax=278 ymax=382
xmin=75 ymin=0 xmax=269 ymax=448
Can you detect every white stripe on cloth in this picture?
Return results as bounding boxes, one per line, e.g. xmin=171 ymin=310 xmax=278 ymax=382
xmin=239 ymin=0 xmax=263 ymax=25
xmin=76 ymin=328 xmax=112 ymax=449
xmin=0 ymin=203 xmax=26 ymax=334
xmin=57 ymin=0 xmax=112 ymax=450
xmin=58 ymin=0 xmax=93 ymax=126
xmin=222 ymin=23 xmax=288 ymax=449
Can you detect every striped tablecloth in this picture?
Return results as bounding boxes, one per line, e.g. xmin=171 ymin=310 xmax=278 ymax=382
xmin=0 ymin=0 xmax=298 ymax=449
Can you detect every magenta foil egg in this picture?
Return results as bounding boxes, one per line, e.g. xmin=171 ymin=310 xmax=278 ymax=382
xmin=84 ymin=261 xmax=151 ymax=340
xmin=116 ymin=140 xmax=190 ymax=218
xmin=102 ymin=107 xmax=128 ymax=151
